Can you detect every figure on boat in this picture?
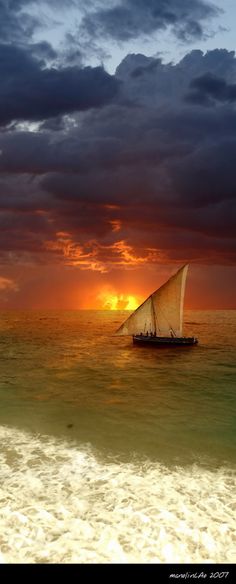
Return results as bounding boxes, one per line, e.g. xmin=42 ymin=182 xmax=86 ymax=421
xmin=115 ymin=264 xmax=198 ymax=347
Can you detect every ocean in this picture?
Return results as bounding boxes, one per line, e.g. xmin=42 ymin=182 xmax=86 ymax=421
xmin=0 ymin=310 xmax=235 ymax=563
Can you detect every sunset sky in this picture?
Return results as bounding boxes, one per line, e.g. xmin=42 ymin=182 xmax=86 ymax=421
xmin=0 ymin=0 xmax=236 ymax=309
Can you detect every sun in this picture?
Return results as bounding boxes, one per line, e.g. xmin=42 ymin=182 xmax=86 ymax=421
xmin=125 ymin=295 xmax=139 ymax=310
xmin=98 ymin=292 xmax=139 ymax=310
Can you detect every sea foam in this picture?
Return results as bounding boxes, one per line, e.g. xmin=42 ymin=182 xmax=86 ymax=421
xmin=0 ymin=425 xmax=235 ymax=563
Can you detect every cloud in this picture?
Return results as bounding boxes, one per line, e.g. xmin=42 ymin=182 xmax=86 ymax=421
xmin=81 ymin=0 xmax=220 ymax=43
xmin=0 ymin=276 xmax=17 ymax=291
xmin=0 ymin=276 xmax=18 ymax=304
xmin=169 ymin=139 xmax=236 ymax=207
xmin=44 ymin=232 xmax=161 ymax=272
xmin=0 ymin=0 xmax=81 ymax=46
xmin=0 ymin=48 xmax=236 ymax=272
xmin=0 ymin=0 xmax=39 ymax=43
xmin=0 ymin=43 xmax=120 ymax=126
xmin=186 ymin=72 xmax=236 ymax=105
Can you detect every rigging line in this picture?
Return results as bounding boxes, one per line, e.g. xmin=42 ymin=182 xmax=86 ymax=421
xmin=151 ymin=295 xmax=157 ymax=334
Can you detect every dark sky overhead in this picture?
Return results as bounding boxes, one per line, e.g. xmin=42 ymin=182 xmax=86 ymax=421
xmin=0 ymin=0 xmax=236 ymax=309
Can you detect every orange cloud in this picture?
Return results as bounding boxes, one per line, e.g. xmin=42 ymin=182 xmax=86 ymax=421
xmin=111 ymin=240 xmax=147 ymax=266
xmin=103 ymin=204 xmax=121 ymax=210
xmin=110 ymin=220 xmax=122 ymax=232
xmin=0 ymin=276 xmax=18 ymax=304
xmin=44 ymin=233 xmax=165 ymax=273
xmin=0 ymin=276 xmax=18 ymax=291
xmin=44 ymin=234 xmax=107 ymax=273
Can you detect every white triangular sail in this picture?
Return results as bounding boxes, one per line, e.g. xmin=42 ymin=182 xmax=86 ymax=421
xmin=115 ymin=264 xmax=188 ymax=337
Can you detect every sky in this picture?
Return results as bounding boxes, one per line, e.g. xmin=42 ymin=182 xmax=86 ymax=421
xmin=0 ymin=0 xmax=236 ymax=310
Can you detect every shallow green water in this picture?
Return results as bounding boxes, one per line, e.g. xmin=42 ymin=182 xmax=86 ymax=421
xmin=0 ymin=310 xmax=236 ymax=466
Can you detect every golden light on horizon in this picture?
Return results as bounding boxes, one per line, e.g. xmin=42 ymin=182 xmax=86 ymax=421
xmin=97 ymin=291 xmax=140 ymax=310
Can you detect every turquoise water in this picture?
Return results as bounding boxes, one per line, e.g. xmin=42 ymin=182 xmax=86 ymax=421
xmin=0 ymin=310 xmax=236 ymax=562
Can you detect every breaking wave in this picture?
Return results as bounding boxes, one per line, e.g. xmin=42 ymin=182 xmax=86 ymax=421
xmin=0 ymin=425 xmax=235 ymax=564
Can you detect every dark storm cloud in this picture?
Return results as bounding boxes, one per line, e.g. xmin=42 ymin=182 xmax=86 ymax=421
xmin=0 ymin=44 xmax=119 ymax=126
xmin=170 ymin=139 xmax=236 ymax=206
xmin=42 ymin=49 xmax=236 ymax=264
xmin=1 ymin=48 xmax=236 ymax=267
xmin=81 ymin=0 xmax=220 ymax=42
xmin=130 ymin=59 xmax=162 ymax=78
xmin=28 ymin=41 xmax=58 ymax=62
xmin=186 ymin=72 xmax=236 ymax=105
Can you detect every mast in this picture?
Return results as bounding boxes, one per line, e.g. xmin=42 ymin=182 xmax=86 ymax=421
xmin=151 ymin=296 xmax=157 ymax=336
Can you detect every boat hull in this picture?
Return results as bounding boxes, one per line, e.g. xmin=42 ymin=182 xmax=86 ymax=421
xmin=133 ymin=335 xmax=198 ymax=346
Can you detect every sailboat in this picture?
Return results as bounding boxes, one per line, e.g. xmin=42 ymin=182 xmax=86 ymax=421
xmin=115 ymin=264 xmax=198 ymax=346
